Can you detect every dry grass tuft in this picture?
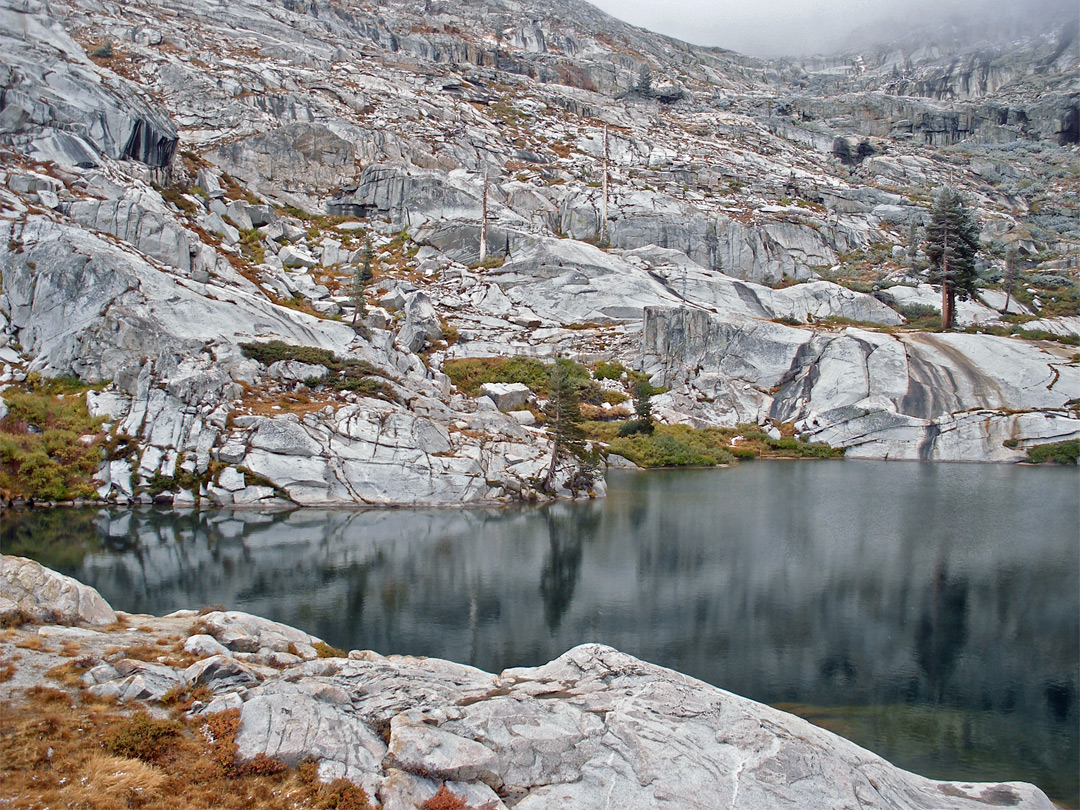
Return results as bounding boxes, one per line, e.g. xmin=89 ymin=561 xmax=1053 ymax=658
xmin=0 ymin=686 xmax=373 ymax=809
xmin=14 ymin=635 xmax=46 ymax=651
xmin=74 ymin=753 xmax=168 ymax=808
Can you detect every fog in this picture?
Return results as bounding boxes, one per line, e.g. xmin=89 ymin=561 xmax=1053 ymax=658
xmin=588 ymin=0 xmax=1076 ymax=57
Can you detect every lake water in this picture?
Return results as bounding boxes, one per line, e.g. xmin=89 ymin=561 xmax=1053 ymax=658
xmin=4 ymin=461 xmax=1078 ymax=805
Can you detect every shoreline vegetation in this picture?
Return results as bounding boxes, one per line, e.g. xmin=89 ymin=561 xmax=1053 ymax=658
xmin=2 ymin=356 xmax=1078 ymax=506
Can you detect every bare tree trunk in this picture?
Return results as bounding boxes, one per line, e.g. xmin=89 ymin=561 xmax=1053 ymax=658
xmin=600 ymin=124 xmax=609 ymax=245
xmin=479 ymin=170 xmax=488 ymax=264
xmin=940 ymin=229 xmax=951 ymax=330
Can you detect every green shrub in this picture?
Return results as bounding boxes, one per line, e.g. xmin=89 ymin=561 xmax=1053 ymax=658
xmin=1025 ymin=440 xmax=1079 ymax=465
xmin=240 ymin=341 xmax=337 ymax=367
xmin=609 ymin=424 xmax=734 ymax=467
xmin=1014 ymin=329 xmax=1080 ymax=347
xmin=765 ymin=436 xmax=842 ymax=458
xmin=104 ymin=712 xmax=183 ymax=763
xmin=442 ymin=356 xmax=589 ymax=397
xmin=593 ymin=361 xmax=626 ymax=380
xmin=0 ymin=378 xmax=106 ymax=500
xmin=240 ymin=341 xmax=392 ymax=399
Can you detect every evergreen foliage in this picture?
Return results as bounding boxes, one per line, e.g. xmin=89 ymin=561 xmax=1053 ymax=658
xmin=542 ymin=359 xmax=596 ymax=494
xmin=636 ymin=63 xmax=652 ymax=94
xmin=618 ymin=379 xmax=655 ymax=436
xmin=924 ymin=189 xmax=980 ymax=329
xmin=350 ymin=239 xmax=374 ymax=327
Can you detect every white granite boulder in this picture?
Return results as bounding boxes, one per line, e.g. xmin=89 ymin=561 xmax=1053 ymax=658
xmin=0 ymin=555 xmax=117 ymax=626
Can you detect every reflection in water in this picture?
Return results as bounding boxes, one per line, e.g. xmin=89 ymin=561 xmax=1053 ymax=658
xmin=539 ymin=508 xmax=593 ymax=632
xmin=3 ymin=461 xmax=1078 ymax=806
xmin=915 ymin=562 xmax=968 ymax=703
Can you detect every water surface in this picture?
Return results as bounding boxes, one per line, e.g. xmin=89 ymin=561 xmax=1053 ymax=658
xmin=4 ymin=461 xmax=1077 ymax=804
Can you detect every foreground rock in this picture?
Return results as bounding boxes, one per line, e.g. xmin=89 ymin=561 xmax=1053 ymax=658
xmin=0 ymin=556 xmax=1057 ymax=809
xmin=0 ymin=555 xmax=116 ymax=626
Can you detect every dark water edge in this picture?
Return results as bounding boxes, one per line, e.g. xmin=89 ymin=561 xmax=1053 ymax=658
xmin=3 ymin=461 xmax=1078 ymax=806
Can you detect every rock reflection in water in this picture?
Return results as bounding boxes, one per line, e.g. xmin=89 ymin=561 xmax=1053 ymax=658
xmin=3 ymin=461 xmax=1077 ymax=804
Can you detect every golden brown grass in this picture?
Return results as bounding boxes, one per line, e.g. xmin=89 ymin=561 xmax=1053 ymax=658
xmin=0 ymin=688 xmax=374 ymax=809
xmin=14 ymin=635 xmax=46 ymax=651
xmin=73 ymin=753 xmax=169 ymax=808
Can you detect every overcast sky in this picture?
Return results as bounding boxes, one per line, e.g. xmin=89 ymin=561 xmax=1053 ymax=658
xmin=587 ymin=0 xmax=1072 ymax=57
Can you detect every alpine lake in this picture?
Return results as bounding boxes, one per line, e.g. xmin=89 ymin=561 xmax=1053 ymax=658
xmin=4 ymin=460 xmax=1078 ymax=806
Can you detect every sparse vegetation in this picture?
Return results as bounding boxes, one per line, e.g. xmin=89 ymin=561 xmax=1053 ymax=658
xmin=0 ymin=375 xmax=108 ymax=501
xmin=443 ymin=356 xmax=589 ymax=398
xmin=608 ymin=424 xmax=734 ymax=467
xmin=0 ymin=684 xmax=375 ymax=810
xmin=239 ymin=342 xmax=393 ymax=399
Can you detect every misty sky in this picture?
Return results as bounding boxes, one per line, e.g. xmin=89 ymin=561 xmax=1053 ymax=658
xmin=588 ymin=0 xmax=1071 ymax=57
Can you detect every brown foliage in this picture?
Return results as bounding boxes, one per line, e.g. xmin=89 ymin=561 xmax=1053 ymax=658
xmin=421 ymin=784 xmax=469 ymax=810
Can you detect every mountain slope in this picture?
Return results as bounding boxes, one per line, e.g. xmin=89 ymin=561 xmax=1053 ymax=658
xmin=1 ymin=0 xmax=1078 ymax=504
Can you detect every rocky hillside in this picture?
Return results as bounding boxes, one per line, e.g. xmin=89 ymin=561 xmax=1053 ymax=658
xmin=1 ymin=0 xmax=1078 ymax=505
xmin=0 ymin=555 xmax=1060 ymax=809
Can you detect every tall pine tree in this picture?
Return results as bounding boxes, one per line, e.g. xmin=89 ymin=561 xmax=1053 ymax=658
xmin=542 ymin=359 xmax=592 ymax=494
xmin=350 ymin=238 xmax=374 ymax=328
xmin=924 ymin=189 xmax=980 ymax=330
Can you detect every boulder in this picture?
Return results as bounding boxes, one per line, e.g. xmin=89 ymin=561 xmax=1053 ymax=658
xmin=197 ymin=610 xmax=321 ymax=655
xmin=0 ymin=555 xmax=116 ymax=626
xmin=480 ymin=382 xmax=531 ymax=411
xmin=398 ymin=292 xmax=443 ymax=353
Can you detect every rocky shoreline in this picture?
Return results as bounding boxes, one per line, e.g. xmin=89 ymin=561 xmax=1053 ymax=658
xmin=0 ymin=555 xmax=1059 ymax=809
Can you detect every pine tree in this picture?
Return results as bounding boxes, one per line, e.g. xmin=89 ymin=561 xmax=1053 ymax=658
xmin=542 ymin=359 xmax=592 ymax=494
xmin=924 ymin=189 xmax=980 ymax=330
xmin=350 ymin=238 xmax=374 ymax=328
xmin=1002 ymin=245 xmax=1018 ymax=314
xmin=636 ymin=63 xmax=652 ymax=95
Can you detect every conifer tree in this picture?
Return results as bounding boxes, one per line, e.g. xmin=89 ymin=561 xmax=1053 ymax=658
xmin=924 ymin=189 xmax=980 ymax=330
xmin=350 ymin=238 xmax=374 ymax=328
xmin=1003 ymin=245 xmax=1018 ymax=314
xmin=543 ymin=359 xmax=592 ymax=494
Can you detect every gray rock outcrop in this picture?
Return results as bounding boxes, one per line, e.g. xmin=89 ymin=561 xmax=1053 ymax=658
xmin=643 ymin=306 xmax=1080 ymax=460
xmin=0 ymin=555 xmax=117 ymax=626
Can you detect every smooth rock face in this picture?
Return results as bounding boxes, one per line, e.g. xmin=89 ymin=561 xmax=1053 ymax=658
xmin=643 ymin=307 xmax=1080 ymax=460
xmin=0 ymin=556 xmax=116 ymax=626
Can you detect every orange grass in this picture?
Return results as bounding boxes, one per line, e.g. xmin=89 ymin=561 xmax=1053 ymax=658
xmin=0 ymin=688 xmax=372 ymax=809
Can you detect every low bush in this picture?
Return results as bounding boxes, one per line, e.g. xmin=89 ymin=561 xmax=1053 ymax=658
xmin=442 ymin=356 xmax=590 ymax=397
xmin=0 ymin=376 xmax=107 ymax=500
xmin=104 ymin=712 xmax=183 ymax=764
xmin=1025 ymin=440 xmax=1079 ymax=465
xmin=609 ymin=424 xmax=735 ymax=467
xmin=420 ymin=785 xmax=468 ymax=810
xmin=592 ymin=361 xmax=626 ymax=380
xmin=240 ymin=342 xmax=393 ymax=399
